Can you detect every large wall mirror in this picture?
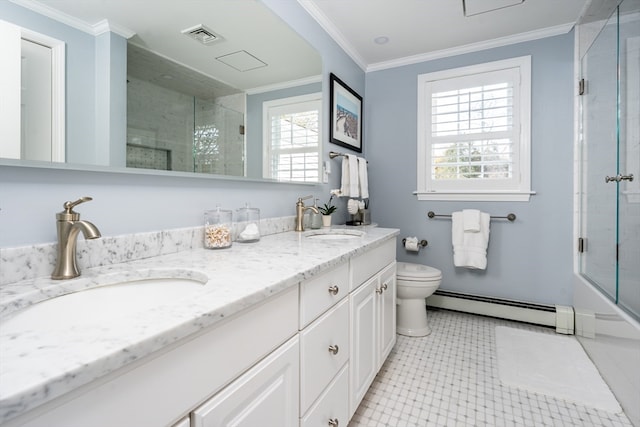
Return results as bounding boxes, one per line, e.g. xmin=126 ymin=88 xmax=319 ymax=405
xmin=0 ymin=0 xmax=323 ymax=183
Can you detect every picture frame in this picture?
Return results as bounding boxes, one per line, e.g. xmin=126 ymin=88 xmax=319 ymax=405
xmin=329 ymin=73 xmax=363 ymax=153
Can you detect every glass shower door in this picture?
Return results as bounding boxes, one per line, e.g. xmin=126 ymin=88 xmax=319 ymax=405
xmin=580 ymin=9 xmax=619 ymax=302
xmin=580 ymin=0 xmax=640 ymax=321
xmin=617 ymin=0 xmax=640 ymax=319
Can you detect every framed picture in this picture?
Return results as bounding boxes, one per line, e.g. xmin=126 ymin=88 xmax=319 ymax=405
xmin=329 ymin=73 xmax=363 ymax=153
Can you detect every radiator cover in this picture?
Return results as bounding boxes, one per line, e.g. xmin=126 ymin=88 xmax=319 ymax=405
xmin=427 ymin=290 xmax=574 ymax=334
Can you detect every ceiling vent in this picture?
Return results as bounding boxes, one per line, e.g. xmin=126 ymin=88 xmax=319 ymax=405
xmin=182 ymin=24 xmax=223 ymax=45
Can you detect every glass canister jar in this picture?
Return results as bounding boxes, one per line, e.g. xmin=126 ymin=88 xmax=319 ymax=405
xmin=235 ymin=204 xmax=261 ymax=243
xmin=204 ymin=208 xmax=233 ymax=249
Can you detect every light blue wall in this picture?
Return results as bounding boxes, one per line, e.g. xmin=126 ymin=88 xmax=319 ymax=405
xmin=0 ymin=1 xmax=98 ymax=164
xmin=0 ymin=1 xmax=364 ymax=247
xmin=365 ymin=34 xmax=575 ymax=305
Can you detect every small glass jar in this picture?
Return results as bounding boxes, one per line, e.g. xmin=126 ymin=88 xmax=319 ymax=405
xmin=204 ymin=208 xmax=233 ymax=249
xmin=235 ymin=204 xmax=260 ymax=243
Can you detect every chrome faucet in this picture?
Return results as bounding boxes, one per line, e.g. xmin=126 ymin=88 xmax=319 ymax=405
xmin=295 ymin=195 xmax=320 ymax=232
xmin=52 ymin=197 xmax=101 ymax=280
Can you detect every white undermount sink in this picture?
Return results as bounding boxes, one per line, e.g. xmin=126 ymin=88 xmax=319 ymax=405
xmin=1 ymin=274 xmax=207 ymax=335
xmin=305 ymin=229 xmax=365 ymax=240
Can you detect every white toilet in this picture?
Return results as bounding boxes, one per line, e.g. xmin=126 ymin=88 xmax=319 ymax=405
xmin=396 ymin=262 xmax=442 ymax=337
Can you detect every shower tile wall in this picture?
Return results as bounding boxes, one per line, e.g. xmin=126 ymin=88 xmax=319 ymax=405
xmin=127 ymin=77 xmax=194 ymax=172
xmin=126 ymin=78 xmax=245 ymax=176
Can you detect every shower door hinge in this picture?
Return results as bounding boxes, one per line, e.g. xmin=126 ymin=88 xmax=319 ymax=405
xmin=578 ymin=78 xmax=586 ymax=95
xmin=578 ymin=237 xmax=586 ymax=253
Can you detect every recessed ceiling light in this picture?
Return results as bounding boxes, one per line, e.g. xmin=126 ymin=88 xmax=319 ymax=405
xmin=374 ymin=36 xmax=390 ymax=45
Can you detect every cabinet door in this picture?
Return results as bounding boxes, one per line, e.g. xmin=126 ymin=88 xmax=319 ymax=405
xmin=191 ymin=336 xmax=299 ymax=427
xmin=349 ymin=276 xmax=377 ymax=417
xmin=378 ymin=262 xmax=397 ymax=369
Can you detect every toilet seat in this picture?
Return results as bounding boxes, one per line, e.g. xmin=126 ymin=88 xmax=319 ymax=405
xmin=397 ymin=262 xmax=442 ymax=282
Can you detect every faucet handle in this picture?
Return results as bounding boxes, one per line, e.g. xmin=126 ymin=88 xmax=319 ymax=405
xmin=58 ymin=196 xmax=93 ymax=221
xmin=297 ymin=195 xmax=313 ymax=204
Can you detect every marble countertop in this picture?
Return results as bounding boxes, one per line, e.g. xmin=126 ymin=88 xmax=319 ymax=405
xmin=0 ymin=226 xmax=398 ymax=423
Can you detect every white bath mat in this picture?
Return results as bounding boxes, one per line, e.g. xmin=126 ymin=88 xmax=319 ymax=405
xmin=495 ymin=326 xmax=621 ymax=413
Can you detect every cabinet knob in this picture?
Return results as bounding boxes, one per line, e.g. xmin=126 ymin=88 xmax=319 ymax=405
xmin=328 ymin=418 xmax=339 ymax=427
xmin=382 ymin=283 xmax=388 ymax=291
xmin=328 ymin=344 xmax=339 ymax=355
xmin=328 ymin=285 xmax=339 ymax=295
xmin=376 ymin=287 xmax=383 ymax=294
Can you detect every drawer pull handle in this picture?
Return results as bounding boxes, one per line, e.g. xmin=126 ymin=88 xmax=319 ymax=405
xmin=328 ymin=285 xmax=339 ymax=295
xmin=328 ymin=418 xmax=339 ymax=427
xmin=376 ymin=282 xmax=389 ymax=294
xmin=328 ymin=344 xmax=339 ymax=355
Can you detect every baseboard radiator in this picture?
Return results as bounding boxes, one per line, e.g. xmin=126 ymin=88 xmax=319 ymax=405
xmin=427 ymin=290 xmax=575 ymax=334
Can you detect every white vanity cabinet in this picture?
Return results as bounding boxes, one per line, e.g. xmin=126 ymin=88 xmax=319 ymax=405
xmin=7 ymin=286 xmax=299 ymax=427
xmin=3 ymin=233 xmax=398 ymax=427
xmin=348 ymin=239 xmax=397 ymax=418
xmin=190 ymin=336 xmax=299 ymax=427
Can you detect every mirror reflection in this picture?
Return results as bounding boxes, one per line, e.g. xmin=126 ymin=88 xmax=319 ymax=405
xmin=0 ymin=0 xmax=323 ymax=182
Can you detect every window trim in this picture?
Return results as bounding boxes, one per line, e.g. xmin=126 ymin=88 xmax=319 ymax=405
xmin=416 ymin=56 xmax=532 ymax=202
xmin=262 ymin=92 xmax=322 ymax=182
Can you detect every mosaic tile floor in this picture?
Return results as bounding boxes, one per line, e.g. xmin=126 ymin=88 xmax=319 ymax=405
xmin=349 ymin=309 xmax=633 ymax=427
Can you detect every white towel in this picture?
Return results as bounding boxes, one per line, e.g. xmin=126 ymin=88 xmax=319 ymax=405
xmin=462 ymin=209 xmax=481 ymax=232
xmin=340 ymin=154 xmax=359 ymax=197
xmin=357 ymin=156 xmax=369 ymax=199
xmin=452 ymin=211 xmax=490 ymax=269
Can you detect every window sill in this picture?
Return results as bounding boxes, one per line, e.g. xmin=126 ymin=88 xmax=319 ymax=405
xmin=414 ymin=191 xmax=535 ymax=202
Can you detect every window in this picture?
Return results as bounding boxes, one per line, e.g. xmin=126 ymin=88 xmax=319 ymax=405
xmin=263 ymin=93 xmax=322 ymax=182
xmin=416 ymin=56 xmax=532 ymax=201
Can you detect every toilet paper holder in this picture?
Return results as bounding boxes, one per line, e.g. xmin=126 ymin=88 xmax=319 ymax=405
xmin=402 ymin=238 xmax=428 ymax=248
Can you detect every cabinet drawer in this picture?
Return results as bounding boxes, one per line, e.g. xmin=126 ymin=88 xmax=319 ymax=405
xmin=300 ymin=262 xmax=349 ymax=328
xmin=300 ymin=364 xmax=348 ymax=427
xmin=299 ymin=298 xmax=349 ymax=413
xmin=350 ymin=238 xmax=396 ymax=291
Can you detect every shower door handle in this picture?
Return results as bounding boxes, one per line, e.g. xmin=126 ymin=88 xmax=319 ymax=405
xmin=605 ymin=174 xmax=634 ymax=183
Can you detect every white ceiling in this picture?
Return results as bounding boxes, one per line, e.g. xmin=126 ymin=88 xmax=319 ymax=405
xmin=14 ymin=0 xmax=591 ymax=80
xmin=13 ymin=0 xmax=322 ymax=91
xmin=299 ymin=0 xmax=588 ymax=71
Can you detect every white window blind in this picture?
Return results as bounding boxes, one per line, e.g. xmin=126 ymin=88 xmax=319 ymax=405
xmin=264 ymin=94 xmax=321 ymax=182
xmin=417 ymin=56 xmax=532 ymax=201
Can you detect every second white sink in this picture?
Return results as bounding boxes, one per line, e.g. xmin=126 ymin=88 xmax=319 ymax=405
xmin=305 ymin=229 xmax=365 ymax=240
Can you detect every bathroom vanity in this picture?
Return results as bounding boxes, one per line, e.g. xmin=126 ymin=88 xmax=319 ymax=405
xmin=0 ymin=225 xmax=398 ymax=426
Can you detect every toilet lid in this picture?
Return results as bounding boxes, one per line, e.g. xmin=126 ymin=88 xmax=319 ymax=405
xmin=397 ymin=262 xmax=442 ymax=280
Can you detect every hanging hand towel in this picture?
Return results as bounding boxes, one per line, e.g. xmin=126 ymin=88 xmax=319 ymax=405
xmin=340 ymin=154 xmax=359 ymax=197
xmin=357 ymin=156 xmax=369 ymax=199
xmin=340 ymin=155 xmax=353 ymax=197
xmin=452 ymin=211 xmax=491 ymax=269
xmin=462 ymin=209 xmax=481 ymax=232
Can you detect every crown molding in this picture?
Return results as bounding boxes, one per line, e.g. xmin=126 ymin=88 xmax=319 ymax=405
xmin=9 ymin=0 xmax=135 ymax=38
xmin=366 ymin=23 xmax=576 ymax=72
xmin=246 ymin=75 xmax=323 ymax=95
xmin=296 ymin=0 xmax=367 ymax=71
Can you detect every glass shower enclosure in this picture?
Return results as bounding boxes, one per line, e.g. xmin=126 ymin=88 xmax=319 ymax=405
xmin=579 ymin=0 xmax=640 ymax=321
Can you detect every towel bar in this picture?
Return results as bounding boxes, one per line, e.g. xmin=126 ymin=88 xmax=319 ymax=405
xmin=427 ymin=211 xmax=516 ymax=222
xmin=329 ymin=151 xmax=368 ymax=163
